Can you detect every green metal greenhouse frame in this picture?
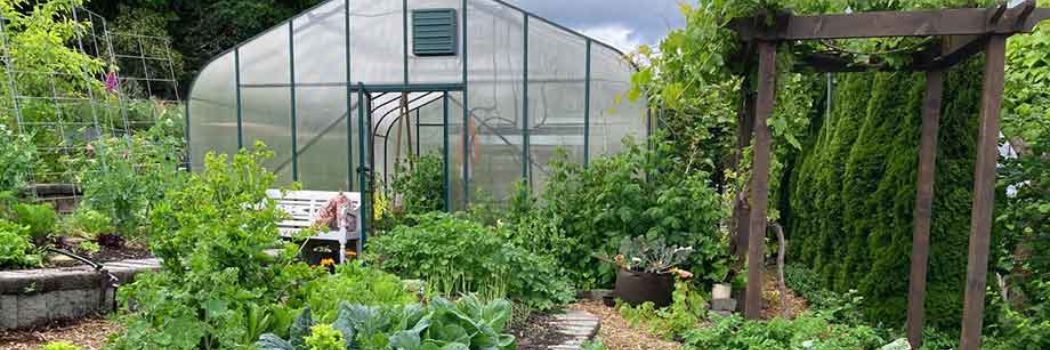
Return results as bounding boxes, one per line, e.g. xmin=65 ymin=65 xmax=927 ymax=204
xmin=186 ymin=0 xmax=650 ymax=238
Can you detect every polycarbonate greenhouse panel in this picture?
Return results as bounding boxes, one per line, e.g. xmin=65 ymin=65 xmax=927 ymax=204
xmin=527 ymin=18 xmax=587 ymax=193
xmin=350 ymin=0 xmax=405 ymax=84
xmin=187 ymin=0 xmax=646 ymax=197
xmin=293 ymin=0 xmax=348 ymax=84
xmin=238 ymin=26 xmax=290 ymax=85
xmin=589 ymin=45 xmax=645 ymax=156
xmin=188 ymin=52 xmax=237 ymax=171
xmin=466 ymin=0 xmax=524 ymax=202
xmin=295 ymin=86 xmax=350 ymax=190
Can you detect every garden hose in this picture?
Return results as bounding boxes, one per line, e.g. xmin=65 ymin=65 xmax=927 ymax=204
xmin=46 ymin=247 xmax=121 ymax=312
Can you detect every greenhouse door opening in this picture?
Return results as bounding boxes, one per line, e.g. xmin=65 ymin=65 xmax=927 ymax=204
xmin=355 ymin=87 xmax=464 ymax=248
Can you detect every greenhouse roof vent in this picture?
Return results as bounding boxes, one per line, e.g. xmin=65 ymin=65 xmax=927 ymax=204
xmin=412 ymin=8 xmax=458 ymax=56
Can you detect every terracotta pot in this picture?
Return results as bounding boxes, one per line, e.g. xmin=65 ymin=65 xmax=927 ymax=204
xmin=614 ymin=268 xmax=674 ymax=308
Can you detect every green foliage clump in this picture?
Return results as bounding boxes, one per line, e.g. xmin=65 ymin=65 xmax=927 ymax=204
xmin=291 ymin=262 xmax=417 ymax=324
xmin=258 ymin=295 xmax=515 ymax=350
xmin=303 ymin=324 xmax=344 ymax=350
xmin=61 ymin=207 xmax=115 ymax=239
xmin=0 ymin=125 xmax=35 ymax=192
xmin=11 ymin=202 xmax=57 ymax=243
xmin=682 ymin=313 xmax=885 ymax=350
xmin=0 ymin=219 xmax=41 ymax=268
xmin=618 ymin=280 xmax=706 ymax=340
xmin=76 ymin=128 xmax=182 ymax=240
xmin=390 ymin=153 xmax=445 ymax=216
xmin=368 ymin=212 xmax=574 ymax=311
xmin=525 ymin=140 xmax=728 ymax=289
xmin=109 ymin=144 xmax=322 ymax=349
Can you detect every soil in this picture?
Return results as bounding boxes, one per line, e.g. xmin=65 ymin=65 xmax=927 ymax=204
xmin=0 ymin=316 xmax=121 ymax=350
xmin=509 ymin=312 xmax=573 ymax=350
xmin=40 ymin=241 xmax=153 ymax=269
xmin=761 ymin=265 xmax=809 ymax=320
xmin=572 ymin=300 xmax=683 ymax=350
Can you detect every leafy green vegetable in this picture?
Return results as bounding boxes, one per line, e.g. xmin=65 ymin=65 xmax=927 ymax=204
xmin=0 ymin=219 xmax=41 ymax=268
xmin=368 ymin=212 xmax=574 ymax=311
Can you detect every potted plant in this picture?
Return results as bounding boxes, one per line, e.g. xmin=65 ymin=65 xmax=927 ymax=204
xmin=601 ymin=236 xmax=693 ymax=308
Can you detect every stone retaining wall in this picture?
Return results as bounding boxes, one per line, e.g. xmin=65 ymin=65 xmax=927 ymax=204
xmin=0 ymin=258 xmax=159 ymax=330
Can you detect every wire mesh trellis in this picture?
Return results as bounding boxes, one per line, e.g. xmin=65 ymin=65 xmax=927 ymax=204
xmin=0 ymin=7 xmax=182 ymax=206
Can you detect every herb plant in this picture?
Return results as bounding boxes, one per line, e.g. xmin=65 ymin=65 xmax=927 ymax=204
xmin=11 ymin=202 xmax=57 ymax=243
xmin=0 ymin=219 xmax=41 ymax=268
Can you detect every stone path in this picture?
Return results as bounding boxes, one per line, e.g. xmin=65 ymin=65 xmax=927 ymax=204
xmin=548 ymin=309 xmax=601 ymax=350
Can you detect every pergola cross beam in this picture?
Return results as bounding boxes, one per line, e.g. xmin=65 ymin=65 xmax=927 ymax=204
xmin=726 ymin=2 xmax=1049 ymax=349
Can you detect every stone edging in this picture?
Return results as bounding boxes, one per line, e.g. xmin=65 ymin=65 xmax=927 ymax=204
xmin=0 ymin=258 xmax=160 ymax=330
xmin=548 ymin=310 xmax=601 ymax=350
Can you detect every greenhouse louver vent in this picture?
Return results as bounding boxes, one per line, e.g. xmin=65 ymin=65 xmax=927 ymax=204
xmin=412 ymin=9 xmax=457 ymax=56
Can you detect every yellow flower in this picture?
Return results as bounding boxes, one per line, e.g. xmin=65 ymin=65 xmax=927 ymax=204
xmin=319 ymin=258 xmax=336 ymax=267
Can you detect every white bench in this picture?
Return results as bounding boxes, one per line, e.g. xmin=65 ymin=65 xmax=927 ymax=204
xmin=266 ymin=189 xmax=362 ymax=263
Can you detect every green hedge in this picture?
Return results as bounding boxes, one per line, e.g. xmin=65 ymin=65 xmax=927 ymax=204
xmin=785 ymin=61 xmax=981 ymax=330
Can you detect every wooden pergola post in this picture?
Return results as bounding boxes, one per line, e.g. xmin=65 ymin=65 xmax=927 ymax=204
xmin=744 ymin=40 xmax=776 ymax=320
xmin=959 ymin=34 xmax=1007 ymax=350
xmin=906 ymin=69 xmax=944 ymax=348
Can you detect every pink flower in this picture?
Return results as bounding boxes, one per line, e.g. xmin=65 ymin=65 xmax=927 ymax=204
xmin=105 ymin=72 xmax=119 ymax=93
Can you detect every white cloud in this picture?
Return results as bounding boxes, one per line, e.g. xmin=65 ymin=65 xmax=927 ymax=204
xmin=579 ymin=24 xmax=643 ymax=52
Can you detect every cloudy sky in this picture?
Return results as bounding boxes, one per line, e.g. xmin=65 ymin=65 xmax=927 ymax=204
xmin=506 ymin=0 xmax=686 ymax=52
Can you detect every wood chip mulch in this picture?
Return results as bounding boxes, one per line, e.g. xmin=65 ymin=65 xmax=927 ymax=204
xmin=571 ymin=300 xmax=682 ymax=350
xmin=509 ymin=311 xmax=573 ymax=350
xmin=0 ymin=316 xmax=120 ymax=350
xmin=761 ymin=268 xmax=809 ymax=320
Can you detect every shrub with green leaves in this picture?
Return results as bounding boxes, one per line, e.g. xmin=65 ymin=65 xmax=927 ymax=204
xmin=523 ymin=139 xmax=728 ymax=289
xmin=77 ymin=132 xmax=182 ymax=240
xmin=368 ymin=212 xmax=574 ymax=311
xmin=0 ymin=219 xmax=41 ymax=268
xmin=290 ymin=262 xmax=417 ymax=323
xmin=257 ymin=295 xmax=515 ymax=350
xmin=11 ymin=202 xmax=57 ymax=243
xmin=109 ymin=144 xmax=322 ymax=349
xmin=682 ymin=313 xmax=885 ymax=350
xmin=61 ymin=207 xmax=115 ymax=239
xmin=390 ymin=153 xmax=445 ymax=216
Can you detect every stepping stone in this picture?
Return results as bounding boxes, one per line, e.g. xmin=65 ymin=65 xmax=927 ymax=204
xmin=547 ymin=309 xmax=600 ymax=350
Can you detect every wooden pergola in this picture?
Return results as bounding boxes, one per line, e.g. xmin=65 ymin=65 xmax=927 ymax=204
xmin=727 ymin=1 xmax=1050 ymax=349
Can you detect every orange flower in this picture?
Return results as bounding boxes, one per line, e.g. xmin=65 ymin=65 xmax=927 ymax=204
xmin=320 ymin=258 xmax=336 ymax=267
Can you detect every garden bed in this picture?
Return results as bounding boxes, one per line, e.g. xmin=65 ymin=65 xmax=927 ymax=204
xmin=0 ymin=258 xmax=159 ymax=330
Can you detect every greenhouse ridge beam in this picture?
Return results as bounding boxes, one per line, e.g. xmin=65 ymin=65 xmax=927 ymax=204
xmin=728 ymin=2 xmax=1050 ymax=349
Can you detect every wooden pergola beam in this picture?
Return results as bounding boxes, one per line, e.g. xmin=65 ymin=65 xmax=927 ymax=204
xmin=732 ymin=5 xmax=1049 ymax=41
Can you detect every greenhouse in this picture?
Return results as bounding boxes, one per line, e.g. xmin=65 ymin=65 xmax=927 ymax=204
xmin=186 ymin=0 xmax=648 ymax=209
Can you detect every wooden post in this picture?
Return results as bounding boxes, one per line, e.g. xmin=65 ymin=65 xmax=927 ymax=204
xmin=734 ymin=75 xmax=755 ymax=261
xmin=745 ymin=40 xmax=776 ymax=320
xmin=959 ymin=35 xmax=1006 ymax=350
xmin=906 ymin=69 xmax=944 ymax=349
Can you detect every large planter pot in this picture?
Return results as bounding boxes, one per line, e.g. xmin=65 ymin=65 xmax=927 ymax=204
xmin=614 ymin=268 xmax=674 ymax=308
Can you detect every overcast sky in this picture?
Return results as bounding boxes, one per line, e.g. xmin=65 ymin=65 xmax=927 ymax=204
xmin=506 ymin=0 xmax=686 ymax=52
